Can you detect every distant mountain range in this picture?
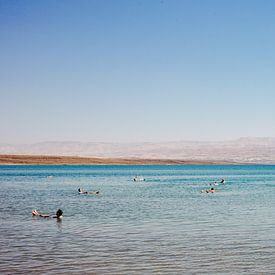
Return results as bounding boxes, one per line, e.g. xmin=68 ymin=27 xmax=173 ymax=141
xmin=0 ymin=137 xmax=275 ymax=164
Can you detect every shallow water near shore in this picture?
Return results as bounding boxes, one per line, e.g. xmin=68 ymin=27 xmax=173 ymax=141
xmin=0 ymin=164 xmax=275 ymax=274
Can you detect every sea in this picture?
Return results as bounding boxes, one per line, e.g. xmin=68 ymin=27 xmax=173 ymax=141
xmin=0 ymin=164 xmax=275 ymax=274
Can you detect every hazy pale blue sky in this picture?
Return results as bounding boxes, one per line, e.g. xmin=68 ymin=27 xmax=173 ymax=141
xmin=1 ymin=0 xmax=275 ymax=143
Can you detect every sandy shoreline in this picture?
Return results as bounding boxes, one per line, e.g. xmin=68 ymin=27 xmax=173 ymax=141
xmin=0 ymin=154 xmax=241 ymax=165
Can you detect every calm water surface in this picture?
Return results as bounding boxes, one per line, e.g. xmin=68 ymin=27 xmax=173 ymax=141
xmin=0 ymin=165 xmax=275 ymax=274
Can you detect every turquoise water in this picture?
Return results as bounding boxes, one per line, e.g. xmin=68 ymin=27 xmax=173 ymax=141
xmin=0 ymin=165 xmax=275 ymax=274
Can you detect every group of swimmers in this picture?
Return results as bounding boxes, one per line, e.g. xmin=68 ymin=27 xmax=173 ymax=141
xmin=201 ymin=178 xmax=225 ymax=193
xmin=32 ymin=179 xmax=225 ymax=218
xmin=32 ymin=187 xmax=99 ymax=219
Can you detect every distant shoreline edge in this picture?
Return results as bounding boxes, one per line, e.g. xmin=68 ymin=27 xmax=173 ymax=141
xmin=0 ymin=154 xmax=249 ymax=165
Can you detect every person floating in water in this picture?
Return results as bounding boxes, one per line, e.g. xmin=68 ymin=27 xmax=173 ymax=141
xmin=78 ymin=188 xmax=99 ymax=195
xmin=133 ymin=176 xmax=145 ymax=182
xmin=201 ymin=187 xmax=216 ymax=193
xmin=210 ymin=178 xmax=225 ymax=186
xmin=209 ymin=182 xmax=219 ymax=186
xmin=207 ymin=187 xmax=216 ymax=193
xmin=32 ymin=209 xmax=63 ymax=219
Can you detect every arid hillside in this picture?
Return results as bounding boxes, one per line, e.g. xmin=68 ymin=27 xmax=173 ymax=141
xmin=1 ymin=138 xmax=275 ymax=163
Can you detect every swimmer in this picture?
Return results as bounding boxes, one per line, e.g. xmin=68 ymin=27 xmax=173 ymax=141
xmin=78 ymin=188 xmax=99 ymax=195
xmin=32 ymin=209 xmax=63 ymax=219
xmin=133 ymin=176 xmax=145 ymax=182
xmin=201 ymin=188 xmax=216 ymax=193
xmin=209 ymin=182 xmax=219 ymax=186
xmin=209 ymin=178 xmax=225 ymax=186
xmin=207 ymin=188 xmax=216 ymax=193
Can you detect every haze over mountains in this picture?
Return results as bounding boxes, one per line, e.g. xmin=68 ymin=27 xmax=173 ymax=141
xmin=1 ymin=138 xmax=275 ymax=164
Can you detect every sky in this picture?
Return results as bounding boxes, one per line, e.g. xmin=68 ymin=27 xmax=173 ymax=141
xmin=1 ymin=0 xmax=275 ymax=144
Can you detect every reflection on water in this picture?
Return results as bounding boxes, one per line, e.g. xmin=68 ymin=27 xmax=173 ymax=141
xmin=0 ymin=165 xmax=275 ymax=274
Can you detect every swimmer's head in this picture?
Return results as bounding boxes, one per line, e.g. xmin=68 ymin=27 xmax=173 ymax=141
xmin=56 ymin=209 xmax=63 ymax=218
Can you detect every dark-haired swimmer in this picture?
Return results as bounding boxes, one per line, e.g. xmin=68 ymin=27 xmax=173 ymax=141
xmin=78 ymin=188 xmax=99 ymax=195
xmin=209 ymin=179 xmax=225 ymax=186
xmin=133 ymin=176 xmax=145 ymax=182
xmin=206 ymin=188 xmax=216 ymax=193
xmin=201 ymin=187 xmax=216 ymax=194
xmin=32 ymin=209 xmax=63 ymax=219
xmin=209 ymin=182 xmax=219 ymax=186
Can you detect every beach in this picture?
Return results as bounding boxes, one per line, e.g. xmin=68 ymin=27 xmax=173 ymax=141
xmin=0 ymin=154 xmax=239 ymax=165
